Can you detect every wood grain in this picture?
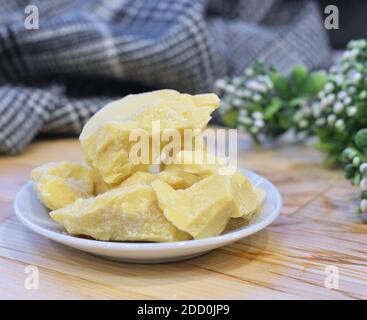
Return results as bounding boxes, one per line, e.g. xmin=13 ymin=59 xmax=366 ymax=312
xmin=0 ymin=133 xmax=366 ymax=300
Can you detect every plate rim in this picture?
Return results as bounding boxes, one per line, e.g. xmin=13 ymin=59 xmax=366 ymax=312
xmin=14 ymin=168 xmax=282 ymax=252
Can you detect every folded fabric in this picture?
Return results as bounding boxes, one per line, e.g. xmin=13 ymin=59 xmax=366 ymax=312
xmin=0 ymin=0 xmax=330 ymax=154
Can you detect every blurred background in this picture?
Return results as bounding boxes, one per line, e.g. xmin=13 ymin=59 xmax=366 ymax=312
xmin=0 ymin=0 xmax=364 ymax=154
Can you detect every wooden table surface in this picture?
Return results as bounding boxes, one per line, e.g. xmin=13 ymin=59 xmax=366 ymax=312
xmin=1 ymin=133 xmax=367 ymax=300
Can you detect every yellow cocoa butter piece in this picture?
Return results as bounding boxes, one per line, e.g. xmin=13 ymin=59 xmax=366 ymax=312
xmin=230 ymin=171 xmax=259 ymax=219
xmin=152 ymin=175 xmax=235 ymax=239
xmin=50 ymin=184 xmax=191 ymax=242
xmin=94 ymin=167 xmax=200 ymax=195
xmin=31 ymin=161 xmax=94 ymax=210
xmin=169 ymin=149 xmax=228 ymax=176
xmin=121 ymin=167 xmax=201 ymax=189
xmin=169 ymin=150 xmax=262 ymax=219
xmin=81 ymin=122 xmax=150 ymax=184
xmin=254 ymin=186 xmax=266 ymax=210
xmin=80 ymin=90 xmax=219 ymax=140
xmin=80 ymin=90 xmax=219 ymax=185
xmin=158 ymin=166 xmax=201 ymax=189
xmin=119 ymin=171 xmax=157 ymax=188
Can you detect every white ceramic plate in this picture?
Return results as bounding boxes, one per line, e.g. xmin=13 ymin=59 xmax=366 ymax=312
xmin=14 ymin=168 xmax=282 ymax=264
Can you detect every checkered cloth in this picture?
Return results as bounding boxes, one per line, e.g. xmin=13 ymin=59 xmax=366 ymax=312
xmin=0 ymin=0 xmax=330 ymax=155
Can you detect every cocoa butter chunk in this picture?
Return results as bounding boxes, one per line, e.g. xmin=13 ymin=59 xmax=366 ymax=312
xmin=229 ymin=171 xmax=259 ymax=219
xmin=31 ymin=161 xmax=94 ymax=210
xmin=79 ymin=90 xmax=219 ymax=185
xmin=50 ymin=184 xmax=191 ymax=242
xmin=152 ymin=175 xmax=235 ymax=239
xmin=168 ymin=150 xmax=261 ymax=219
xmin=158 ymin=166 xmax=201 ymax=189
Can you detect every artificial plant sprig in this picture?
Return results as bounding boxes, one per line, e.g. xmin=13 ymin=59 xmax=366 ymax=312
xmin=342 ymin=128 xmax=367 ymax=220
xmin=295 ymin=39 xmax=367 ymax=167
xmin=214 ymin=40 xmax=367 ymax=222
xmin=214 ymin=62 xmax=326 ymax=143
xmin=297 ymin=39 xmax=367 ymax=221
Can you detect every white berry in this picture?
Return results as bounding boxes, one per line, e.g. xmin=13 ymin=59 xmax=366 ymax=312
xmin=333 ymin=102 xmax=344 ymax=114
xmin=360 ymin=163 xmax=367 ymax=174
xmin=360 ymin=178 xmax=367 ymax=191
xmin=347 ymin=106 xmax=357 ymax=116
xmin=360 ymin=199 xmax=367 ymax=213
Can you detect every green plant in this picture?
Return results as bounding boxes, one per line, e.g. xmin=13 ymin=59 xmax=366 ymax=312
xmin=214 ymin=40 xmax=367 ymax=222
xmin=215 ymin=62 xmax=326 ymax=143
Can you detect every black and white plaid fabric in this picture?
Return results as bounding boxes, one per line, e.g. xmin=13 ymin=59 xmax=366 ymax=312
xmin=0 ymin=0 xmax=330 ymax=155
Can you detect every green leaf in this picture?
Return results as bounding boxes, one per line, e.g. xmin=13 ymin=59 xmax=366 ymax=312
xmin=344 ymin=163 xmax=355 ymax=179
xmin=356 ymin=103 xmax=367 ymax=118
xmin=355 ymin=129 xmax=367 ymax=150
xmin=279 ymin=115 xmax=292 ymax=129
xmin=314 ymin=142 xmax=335 ymax=152
xmin=249 ymin=102 xmax=262 ymax=110
xmin=264 ymin=98 xmax=282 ymax=119
xmin=289 ymin=97 xmax=305 ymax=108
xmin=222 ymin=110 xmax=239 ymax=128
xmin=352 ymin=173 xmax=362 ymax=186
xmin=304 ymin=71 xmax=327 ymax=94
xmin=324 ymin=154 xmax=339 ymax=167
xmin=292 ymin=65 xmax=308 ymax=92
xmin=270 ymin=72 xmax=292 ymax=98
